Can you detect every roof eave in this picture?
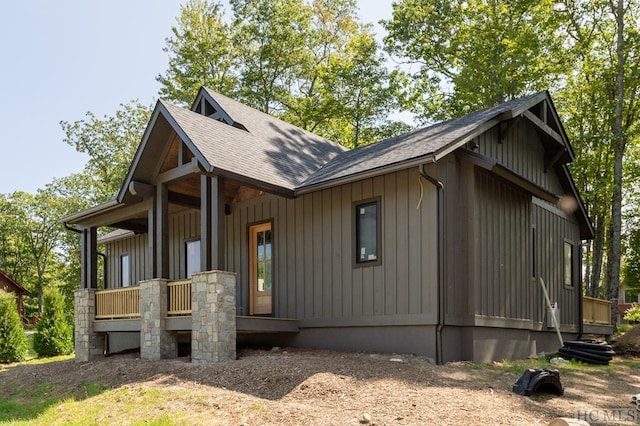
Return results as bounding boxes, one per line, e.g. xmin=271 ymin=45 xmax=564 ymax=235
xmin=59 ymin=199 xmax=121 ymax=225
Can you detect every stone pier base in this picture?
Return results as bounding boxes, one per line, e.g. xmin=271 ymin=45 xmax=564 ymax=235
xmin=140 ymin=279 xmax=177 ymax=360
xmin=191 ymin=270 xmax=237 ymax=363
xmin=74 ymin=288 xmax=105 ymax=362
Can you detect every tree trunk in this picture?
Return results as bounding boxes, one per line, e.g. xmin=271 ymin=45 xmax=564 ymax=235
xmin=607 ymin=0 xmax=625 ymax=328
xmin=589 ymin=214 xmax=606 ymax=297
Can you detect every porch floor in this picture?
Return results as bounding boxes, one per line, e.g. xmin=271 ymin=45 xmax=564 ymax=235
xmin=93 ymin=315 xmax=299 ymax=334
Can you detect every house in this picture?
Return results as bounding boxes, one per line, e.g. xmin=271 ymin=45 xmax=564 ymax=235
xmin=62 ymin=87 xmax=598 ymax=364
xmin=0 ymin=269 xmax=30 ymax=321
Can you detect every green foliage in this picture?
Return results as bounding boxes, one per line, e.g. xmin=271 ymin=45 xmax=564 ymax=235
xmin=0 ymin=291 xmax=28 ymax=363
xmin=157 ymin=0 xmax=409 ymax=147
xmin=383 ymin=0 xmax=568 ymax=121
xmin=60 ymin=101 xmax=152 ymax=203
xmin=157 ymin=0 xmax=238 ymax=104
xmin=623 ymin=304 xmax=640 ymax=323
xmin=33 ymin=289 xmax=73 ymax=357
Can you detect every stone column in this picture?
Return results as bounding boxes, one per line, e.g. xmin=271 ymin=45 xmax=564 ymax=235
xmin=191 ymin=270 xmax=236 ymax=364
xmin=74 ymin=288 xmax=104 ymax=362
xmin=139 ymin=279 xmax=177 ymax=360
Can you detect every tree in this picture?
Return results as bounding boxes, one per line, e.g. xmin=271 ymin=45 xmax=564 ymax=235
xmin=157 ymin=0 xmax=238 ymax=104
xmin=383 ymin=0 xmax=568 ymax=121
xmin=557 ymin=0 xmax=640 ymax=323
xmin=157 ymin=0 xmax=409 ymax=147
xmin=60 ymin=101 xmax=152 ymax=203
xmin=33 ymin=288 xmax=74 ymax=357
xmin=0 ymin=291 xmax=28 ymax=363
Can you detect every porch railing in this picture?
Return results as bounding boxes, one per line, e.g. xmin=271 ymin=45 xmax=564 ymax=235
xmin=95 ymin=287 xmax=140 ymax=320
xmin=583 ymin=296 xmax=612 ymax=326
xmin=168 ymin=280 xmax=191 ymax=316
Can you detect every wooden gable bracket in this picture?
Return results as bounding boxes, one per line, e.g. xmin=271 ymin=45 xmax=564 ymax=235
xmin=499 ymin=116 xmax=521 ymax=144
xmin=544 ymin=148 xmax=565 ymax=173
xmin=522 ymin=110 xmax=563 ymax=145
xmin=128 ymin=181 xmax=155 ymax=198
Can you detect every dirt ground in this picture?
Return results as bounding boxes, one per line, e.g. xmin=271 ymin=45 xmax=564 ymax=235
xmin=2 ymin=347 xmax=640 ymax=425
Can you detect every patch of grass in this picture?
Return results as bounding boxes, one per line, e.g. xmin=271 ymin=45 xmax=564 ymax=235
xmin=24 ymin=330 xmax=37 ymax=360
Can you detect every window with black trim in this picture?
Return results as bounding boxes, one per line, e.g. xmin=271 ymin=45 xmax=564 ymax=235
xmin=120 ymin=254 xmax=130 ymax=287
xmin=355 ymin=199 xmax=380 ymax=265
xmin=564 ymin=241 xmax=573 ymax=287
xmin=186 ymin=239 xmax=201 ymax=278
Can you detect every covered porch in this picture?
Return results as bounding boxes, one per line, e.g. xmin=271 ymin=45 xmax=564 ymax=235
xmin=66 ymin=112 xmax=298 ymax=363
xmin=92 ymin=279 xmax=299 ymax=334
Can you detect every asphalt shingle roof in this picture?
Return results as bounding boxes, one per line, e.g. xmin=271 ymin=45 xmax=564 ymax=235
xmin=299 ymin=92 xmax=544 ymax=188
xmin=161 ymin=93 xmax=346 ymax=191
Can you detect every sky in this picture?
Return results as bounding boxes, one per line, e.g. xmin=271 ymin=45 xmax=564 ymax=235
xmin=0 ymin=0 xmax=395 ymax=195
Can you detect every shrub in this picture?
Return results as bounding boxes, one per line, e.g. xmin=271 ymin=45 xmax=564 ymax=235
xmin=0 ymin=290 xmax=28 ymax=363
xmin=33 ymin=289 xmax=73 ymax=357
xmin=623 ymin=304 xmax=640 ymax=324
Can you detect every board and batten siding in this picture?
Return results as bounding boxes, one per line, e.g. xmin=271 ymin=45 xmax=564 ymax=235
xmin=477 ymin=121 xmax=564 ymax=196
xmin=532 ymin=198 xmax=580 ymax=327
xmin=104 ymin=233 xmax=148 ymax=289
xmin=471 ymin=168 xmax=579 ymax=328
xmin=226 ymin=167 xmax=439 ymax=323
xmin=473 ymin=168 xmax=532 ymax=321
xmin=103 ymin=209 xmax=200 ymax=287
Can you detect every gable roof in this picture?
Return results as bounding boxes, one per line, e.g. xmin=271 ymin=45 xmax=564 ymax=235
xmin=0 ymin=269 xmax=29 ymax=296
xmin=117 ymin=88 xmax=346 ymax=201
xmin=299 ymin=91 xmax=564 ymax=190
xmin=68 ymin=88 xmax=592 ymax=239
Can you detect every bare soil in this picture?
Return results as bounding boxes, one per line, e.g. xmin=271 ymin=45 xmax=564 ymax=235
xmin=614 ymin=324 xmax=640 ymax=356
xmin=2 ymin=347 xmax=640 ymax=425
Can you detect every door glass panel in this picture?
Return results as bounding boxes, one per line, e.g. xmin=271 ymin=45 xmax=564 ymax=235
xmin=265 ymin=230 xmax=272 ymax=260
xmin=263 ymin=261 xmax=271 ymax=291
xmin=257 ymin=231 xmax=264 ymax=261
xmin=254 ymin=228 xmax=272 ymax=293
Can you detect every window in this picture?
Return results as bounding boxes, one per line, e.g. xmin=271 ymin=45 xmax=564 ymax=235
xmin=355 ymin=198 xmax=380 ymax=265
xmin=185 ymin=239 xmax=201 ymax=278
xmin=564 ymin=241 xmax=573 ymax=287
xmin=120 ymin=254 xmax=130 ymax=287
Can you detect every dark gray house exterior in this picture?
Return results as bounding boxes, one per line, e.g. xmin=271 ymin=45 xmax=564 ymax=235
xmin=63 ymin=88 xmax=595 ymax=363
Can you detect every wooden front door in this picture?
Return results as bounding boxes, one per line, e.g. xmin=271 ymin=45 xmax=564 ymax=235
xmin=249 ymin=222 xmax=272 ymax=315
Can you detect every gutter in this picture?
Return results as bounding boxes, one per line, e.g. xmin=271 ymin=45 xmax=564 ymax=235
xmin=418 ymin=163 xmax=446 ymax=365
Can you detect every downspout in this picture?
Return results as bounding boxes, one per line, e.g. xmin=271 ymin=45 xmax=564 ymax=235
xmin=577 ymin=243 xmax=585 ymax=340
xmin=418 ymin=164 xmax=446 ymax=365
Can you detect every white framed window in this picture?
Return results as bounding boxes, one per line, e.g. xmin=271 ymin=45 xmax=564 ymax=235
xmin=120 ymin=254 xmax=130 ymax=287
xmin=186 ymin=239 xmax=201 ymax=278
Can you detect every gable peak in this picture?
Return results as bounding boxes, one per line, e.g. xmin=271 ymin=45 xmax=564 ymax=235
xmin=191 ymin=88 xmax=248 ymax=132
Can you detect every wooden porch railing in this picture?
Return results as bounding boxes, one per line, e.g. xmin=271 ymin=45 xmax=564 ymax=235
xmin=583 ymin=296 xmax=612 ymax=326
xmin=168 ymin=280 xmax=191 ymax=316
xmin=95 ymin=287 xmax=140 ymax=320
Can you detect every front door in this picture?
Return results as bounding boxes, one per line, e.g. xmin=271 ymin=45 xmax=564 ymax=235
xmin=249 ymin=222 xmax=272 ymax=315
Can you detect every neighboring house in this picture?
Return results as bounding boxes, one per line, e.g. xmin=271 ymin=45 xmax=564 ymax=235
xmin=616 ymin=285 xmax=639 ymax=324
xmin=63 ymin=87 xmax=596 ymax=364
xmin=0 ymin=269 xmax=30 ymax=321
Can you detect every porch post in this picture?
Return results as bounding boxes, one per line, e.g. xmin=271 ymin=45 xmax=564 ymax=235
xmin=200 ymin=175 xmax=225 ymax=271
xmin=191 ymin=270 xmax=236 ymax=363
xmin=155 ymin=183 xmax=169 ymax=279
xmin=80 ymin=227 xmax=97 ymax=289
xmin=147 ymin=206 xmax=156 ymax=279
xmin=139 ymin=278 xmax=177 ymax=360
xmin=74 ymin=288 xmax=104 ymax=362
